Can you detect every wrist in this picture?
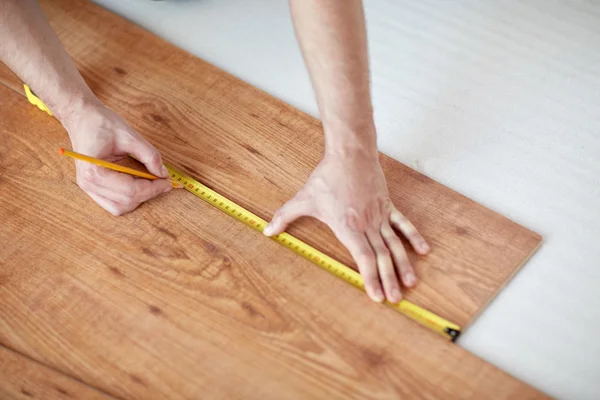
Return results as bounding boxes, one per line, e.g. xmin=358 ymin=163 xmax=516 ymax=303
xmin=324 ymin=146 xmax=379 ymax=165
xmin=53 ymin=90 xmax=102 ymax=130
xmin=324 ymin=125 xmax=378 ymax=161
xmin=56 ymin=94 xmax=104 ymax=140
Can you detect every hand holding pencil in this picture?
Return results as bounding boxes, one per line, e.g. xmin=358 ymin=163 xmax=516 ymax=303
xmin=59 ymin=148 xmax=181 ymax=187
xmin=60 ymin=103 xmax=180 ymax=216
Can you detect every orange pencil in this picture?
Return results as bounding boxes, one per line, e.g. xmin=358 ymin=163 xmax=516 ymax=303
xmin=58 ymin=148 xmax=181 ymax=188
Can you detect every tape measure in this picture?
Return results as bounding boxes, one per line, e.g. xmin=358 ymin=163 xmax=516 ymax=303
xmin=168 ymin=165 xmax=461 ymax=341
xmin=24 ymin=84 xmax=461 ymax=341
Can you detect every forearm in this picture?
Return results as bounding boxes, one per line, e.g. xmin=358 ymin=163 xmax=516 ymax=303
xmin=0 ymin=0 xmax=98 ymax=123
xmin=289 ymin=0 xmax=376 ymax=157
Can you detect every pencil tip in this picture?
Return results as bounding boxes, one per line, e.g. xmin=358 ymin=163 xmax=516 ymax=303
xmin=58 ymin=148 xmax=65 ymax=155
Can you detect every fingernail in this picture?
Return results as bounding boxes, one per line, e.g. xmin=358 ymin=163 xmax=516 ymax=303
xmin=421 ymin=242 xmax=430 ymax=253
xmin=371 ymin=287 xmax=385 ymax=303
xmin=263 ymin=222 xmax=274 ymax=236
xmin=161 ymin=165 xmax=169 ymax=177
xmin=171 ymin=182 xmax=184 ymax=189
xmin=404 ymin=272 xmax=416 ymax=287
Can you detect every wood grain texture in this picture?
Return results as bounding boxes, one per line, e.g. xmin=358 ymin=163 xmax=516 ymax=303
xmin=0 ymin=66 xmax=22 ymax=96
xmin=29 ymin=0 xmax=541 ymax=326
xmin=0 ymin=87 xmax=546 ymax=399
xmin=0 ymin=0 xmax=545 ymax=398
xmin=0 ymin=345 xmax=114 ymax=399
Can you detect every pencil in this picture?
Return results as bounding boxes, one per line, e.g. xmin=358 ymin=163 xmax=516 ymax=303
xmin=58 ymin=148 xmax=181 ymax=188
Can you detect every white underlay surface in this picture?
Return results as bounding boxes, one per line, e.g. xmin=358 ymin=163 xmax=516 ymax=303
xmin=90 ymin=1 xmax=600 ymax=398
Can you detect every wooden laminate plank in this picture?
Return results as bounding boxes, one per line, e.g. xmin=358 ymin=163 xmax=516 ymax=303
xmin=0 ymin=85 xmax=546 ymax=399
xmin=27 ymin=0 xmax=542 ymax=326
xmin=0 ymin=345 xmax=115 ymax=400
xmin=0 ymin=66 xmax=22 ymax=96
xmin=0 ymin=0 xmax=546 ymax=398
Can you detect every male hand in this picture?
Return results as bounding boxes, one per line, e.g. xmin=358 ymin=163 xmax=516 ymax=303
xmin=62 ymin=102 xmax=174 ymax=215
xmin=264 ymin=149 xmax=429 ymax=303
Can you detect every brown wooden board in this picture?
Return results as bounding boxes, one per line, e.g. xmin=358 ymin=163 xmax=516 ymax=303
xmin=36 ymin=0 xmax=542 ymax=326
xmin=0 ymin=0 xmax=545 ymax=398
xmin=0 ymin=345 xmax=114 ymax=399
xmin=0 ymin=67 xmax=22 ymax=96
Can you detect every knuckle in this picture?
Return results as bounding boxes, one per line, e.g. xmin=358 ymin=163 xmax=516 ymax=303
xmin=410 ymin=228 xmax=423 ymax=238
xmin=82 ymin=167 xmax=99 ymax=184
xmin=409 ymin=232 xmax=422 ymax=242
xmin=148 ymin=148 xmax=161 ymax=164
xmin=381 ymin=270 xmax=398 ymax=284
xmin=381 ymin=225 xmax=395 ymax=239
xmin=399 ymin=261 xmax=413 ymax=272
xmin=382 ymin=198 xmax=393 ymax=212
xmin=344 ymin=208 xmax=367 ymax=232
xmin=388 ymin=234 xmax=405 ymax=248
xmin=391 ymin=248 xmax=409 ymax=264
xmin=122 ymin=184 xmax=137 ymax=200
xmin=151 ymin=151 xmax=161 ymax=165
xmin=402 ymin=218 xmax=416 ymax=230
xmin=390 ymin=210 xmax=406 ymax=225
xmin=376 ymin=246 xmax=390 ymax=258
xmin=390 ymin=241 xmax=405 ymax=254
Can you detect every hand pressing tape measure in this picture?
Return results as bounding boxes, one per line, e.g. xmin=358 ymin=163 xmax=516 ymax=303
xmin=24 ymin=84 xmax=462 ymax=341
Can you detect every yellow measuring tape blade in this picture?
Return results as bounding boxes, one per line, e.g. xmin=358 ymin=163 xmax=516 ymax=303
xmin=23 ymin=83 xmax=461 ymax=341
xmin=167 ymin=165 xmax=461 ymax=341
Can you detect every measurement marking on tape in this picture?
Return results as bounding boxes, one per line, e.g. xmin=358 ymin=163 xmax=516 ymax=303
xmin=166 ymin=164 xmax=461 ymax=341
xmin=22 ymin=83 xmax=460 ymax=341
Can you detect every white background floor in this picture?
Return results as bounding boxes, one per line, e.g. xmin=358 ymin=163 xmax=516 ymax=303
xmin=91 ymin=1 xmax=600 ymax=398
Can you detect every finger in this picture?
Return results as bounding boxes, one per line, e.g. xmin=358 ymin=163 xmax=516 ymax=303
xmin=127 ymin=177 xmax=173 ymax=204
xmin=87 ymin=179 xmax=171 ymax=206
xmin=336 ymin=230 xmax=384 ymax=303
xmin=367 ymin=229 xmax=401 ymax=303
xmin=86 ymin=191 xmax=137 ymax=216
xmin=390 ymin=208 xmax=430 ymax=255
xmin=263 ymin=195 xmax=313 ymax=236
xmin=84 ymin=184 xmax=131 ymax=205
xmin=79 ymin=164 xmax=172 ymax=205
xmin=381 ymin=221 xmax=418 ymax=288
xmin=118 ymin=134 xmax=169 ymax=178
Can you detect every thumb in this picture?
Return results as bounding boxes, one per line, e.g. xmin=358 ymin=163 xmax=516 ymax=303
xmin=263 ymin=196 xmax=312 ymax=237
xmin=123 ymin=136 xmax=169 ymax=179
